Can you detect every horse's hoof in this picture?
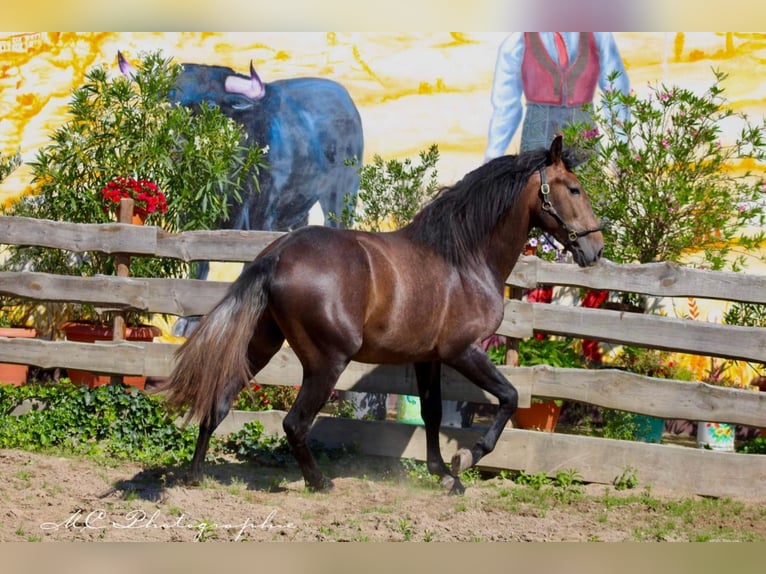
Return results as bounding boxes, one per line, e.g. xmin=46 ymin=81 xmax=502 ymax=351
xmin=448 ymin=479 xmax=466 ymax=496
xmin=182 ymin=473 xmax=202 ymax=487
xmin=440 ymin=474 xmax=465 ymax=495
xmin=440 ymin=475 xmax=456 ymax=491
xmin=451 ymin=448 xmax=473 ymax=475
xmin=307 ymin=477 xmax=335 ymax=493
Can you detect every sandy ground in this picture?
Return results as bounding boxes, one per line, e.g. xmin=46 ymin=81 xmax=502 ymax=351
xmin=2 ymin=447 xmax=766 ymax=543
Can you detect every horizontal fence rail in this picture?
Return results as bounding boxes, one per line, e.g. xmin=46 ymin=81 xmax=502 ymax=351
xmin=2 ymin=216 xmax=766 ymax=499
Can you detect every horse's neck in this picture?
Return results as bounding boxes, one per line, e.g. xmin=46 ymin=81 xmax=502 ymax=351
xmin=485 ymin=204 xmax=532 ymax=282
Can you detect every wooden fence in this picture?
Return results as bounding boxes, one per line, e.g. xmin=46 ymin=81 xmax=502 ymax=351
xmin=2 ymin=215 xmax=766 ymax=499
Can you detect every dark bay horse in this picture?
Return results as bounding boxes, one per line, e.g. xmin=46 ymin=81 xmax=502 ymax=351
xmin=161 ymin=136 xmax=604 ymax=494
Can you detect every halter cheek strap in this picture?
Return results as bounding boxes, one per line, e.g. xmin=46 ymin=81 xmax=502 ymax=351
xmin=538 ymin=168 xmax=603 ymax=247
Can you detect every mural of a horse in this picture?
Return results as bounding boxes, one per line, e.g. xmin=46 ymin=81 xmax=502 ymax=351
xmin=157 ymin=136 xmax=604 ymax=495
xmin=118 ymin=52 xmax=364 ymax=255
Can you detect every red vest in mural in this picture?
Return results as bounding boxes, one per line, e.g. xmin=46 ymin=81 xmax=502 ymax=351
xmin=521 ymin=33 xmax=600 ymax=106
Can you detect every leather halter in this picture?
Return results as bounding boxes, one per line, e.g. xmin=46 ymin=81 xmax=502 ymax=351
xmin=538 ymin=168 xmax=602 ymax=247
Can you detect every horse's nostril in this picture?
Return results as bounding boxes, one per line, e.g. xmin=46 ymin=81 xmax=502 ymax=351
xmin=597 ymin=247 xmax=603 ymax=259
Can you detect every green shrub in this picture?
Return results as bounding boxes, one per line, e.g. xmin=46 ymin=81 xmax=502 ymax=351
xmin=0 ymin=380 xmax=198 ymax=465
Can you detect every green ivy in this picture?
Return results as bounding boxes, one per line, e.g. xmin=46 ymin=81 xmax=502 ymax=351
xmin=0 ymin=380 xmax=198 ymax=465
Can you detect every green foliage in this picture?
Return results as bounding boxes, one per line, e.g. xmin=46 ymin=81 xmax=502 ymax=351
xmin=0 ymin=148 xmax=21 ymax=182
xmin=563 ymin=69 xmax=766 ymax=270
xmin=611 ymin=345 xmax=695 ymax=380
xmin=1 ymin=50 xmax=266 ymax=330
xmin=400 ymin=457 xmax=440 ymax=489
xmin=485 ymin=338 xmax=508 ymax=366
xmin=222 ymin=420 xmax=293 ymax=466
xmin=738 ymin=436 xmax=766 ymax=454
xmin=518 ymin=336 xmax=585 ymax=369
xmin=601 ymin=409 xmax=663 ymax=442
xmin=724 ymin=301 xmax=766 ymax=328
xmin=331 ymin=399 xmax=357 ymax=419
xmin=601 ymin=410 xmax=645 ymax=441
xmin=0 ymin=380 xmax=198 ymax=465
xmin=614 ymin=465 xmax=640 ymax=491
xmin=513 ymin=470 xmax=552 ymax=490
xmin=333 ymin=144 xmax=440 ymax=231
xmin=233 ymin=384 xmax=299 ymax=411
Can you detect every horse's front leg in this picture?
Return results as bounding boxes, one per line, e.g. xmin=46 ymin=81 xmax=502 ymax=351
xmin=414 ymin=361 xmax=465 ymax=495
xmin=444 ymin=344 xmax=518 ymax=476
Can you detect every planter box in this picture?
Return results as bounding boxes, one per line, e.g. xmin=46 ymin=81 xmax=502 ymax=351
xmin=61 ymin=321 xmax=160 ymax=389
xmin=0 ymin=327 xmax=38 ymax=386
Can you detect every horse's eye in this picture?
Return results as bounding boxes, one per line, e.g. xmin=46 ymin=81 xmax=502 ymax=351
xmin=569 ymin=186 xmax=581 ymax=196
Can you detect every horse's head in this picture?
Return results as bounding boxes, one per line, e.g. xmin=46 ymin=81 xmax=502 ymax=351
xmin=532 ymin=136 xmax=604 ymax=267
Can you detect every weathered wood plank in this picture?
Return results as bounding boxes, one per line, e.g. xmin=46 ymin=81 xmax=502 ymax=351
xmin=0 ymin=271 xmax=230 ymax=316
xmin=508 ymin=256 xmax=766 ymax=304
xmin=0 ymin=216 xmax=281 ymax=262
xmin=154 ymin=228 xmax=282 ymax=262
xmin=223 ymin=410 xmax=766 ymax=500
xmin=522 ymin=365 xmax=766 ymax=427
xmin=5 ymin=271 xmax=763 ymax=363
xmin=498 ymin=300 xmax=766 ymax=363
xmin=3 ymin=338 xmax=764 ymax=426
xmin=0 ymin=216 xmax=158 ymax=255
xmin=5 ymin=217 xmax=766 ymax=304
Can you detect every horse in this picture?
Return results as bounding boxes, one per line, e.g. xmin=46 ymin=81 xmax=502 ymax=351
xmin=159 ymin=135 xmax=604 ymax=494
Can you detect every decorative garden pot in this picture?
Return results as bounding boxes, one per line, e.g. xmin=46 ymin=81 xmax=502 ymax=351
xmin=0 ymin=327 xmax=37 ymax=386
xmin=631 ymin=414 xmax=665 ymax=443
xmin=513 ymin=400 xmax=561 ymax=432
xmin=696 ymin=421 xmax=736 ymax=452
xmin=60 ymin=321 xmax=160 ymax=389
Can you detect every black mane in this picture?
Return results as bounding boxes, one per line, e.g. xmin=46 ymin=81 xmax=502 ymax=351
xmin=405 ymin=146 xmax=583 ymax=265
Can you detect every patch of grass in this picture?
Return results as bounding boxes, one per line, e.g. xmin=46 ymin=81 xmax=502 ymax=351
xmin=613 ymin=465 xmax=639 ymax=491
xmin=395 ymin=517 xmax=414 ymax=541
xmin=400 ymin=458 xmax=440 ymax=490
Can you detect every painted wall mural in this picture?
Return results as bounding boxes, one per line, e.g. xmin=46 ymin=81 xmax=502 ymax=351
xmin=2 ymin=32 xmax=766 ymax=384
xmin=3 ymin=32 xmax=766 ymax=202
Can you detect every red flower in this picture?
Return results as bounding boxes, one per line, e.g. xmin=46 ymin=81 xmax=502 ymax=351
xmin=100 ymin=176 xmax=167 ymax=217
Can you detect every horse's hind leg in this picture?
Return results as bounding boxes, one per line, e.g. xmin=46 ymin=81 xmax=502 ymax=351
xmin=445 ymin=344 xmax=518 ymax=476
xmin=187 ymin=325 xmax=285 ymax=485
xmin=282 ymin=360 xmax=348 ymax=492
xmin=187 ymin=394 xmax=233 ymax=485
xmin=414 ymin=361 xmax=464 ymax=495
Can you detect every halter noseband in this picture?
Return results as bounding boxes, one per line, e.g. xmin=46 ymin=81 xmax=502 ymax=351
xmin=538 ymin=168 xmax=602 ymax=247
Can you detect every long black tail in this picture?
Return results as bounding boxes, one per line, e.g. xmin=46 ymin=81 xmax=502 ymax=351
xmin=161 ymin=257 xmax=277 ymax=425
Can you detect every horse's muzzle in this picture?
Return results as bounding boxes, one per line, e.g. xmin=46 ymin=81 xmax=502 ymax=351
xmin=570 ymin=235 xmax=604 ymax=267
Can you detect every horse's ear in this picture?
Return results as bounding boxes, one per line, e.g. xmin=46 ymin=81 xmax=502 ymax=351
xmin=549 ymin=135 xmax=563 ymax=164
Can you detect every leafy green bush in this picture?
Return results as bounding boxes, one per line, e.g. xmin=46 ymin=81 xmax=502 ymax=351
xmin=333 ymin=144 xmax=440 ymax=231
xmin=611 ymin=345 xmax=695 ymax=381
xmin=1 ymin=50 xmax=267 ymax=331
xmin=0 ymin=380 xmax=198 ymax=465
xmin=222 ymin=420 xmax=292 ymax=466
xmin=518 ymin=337 xmax=585 ymax=369
xmin=564 ymin=69 xmax=766 ymax=270
xmin=0 ymin=148 xmax=21 ymax=183
xmin=233 ymin=384 xmax=299 ymax=411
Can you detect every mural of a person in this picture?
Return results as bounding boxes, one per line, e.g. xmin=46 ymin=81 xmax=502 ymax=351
xmin=485 ymin=32 xmax=629 ymax=160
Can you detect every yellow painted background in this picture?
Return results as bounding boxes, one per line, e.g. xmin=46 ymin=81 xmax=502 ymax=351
xmin=4 ymin=32 xmax=766 ymax=199
xmin=2 ymin=32 xmax=766 ymax=385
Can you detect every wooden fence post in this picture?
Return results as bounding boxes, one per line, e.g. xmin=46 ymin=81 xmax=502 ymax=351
xmin=110 ymin=197 xmax=134 ymax=385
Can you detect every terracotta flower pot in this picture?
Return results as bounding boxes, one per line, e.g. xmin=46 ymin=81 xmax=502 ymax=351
xmin=60 ymin=321 xmax=160 ymax=389
xmin=0 ymin=327 xmax=38 ymax=386
xmin=513 ymin=400 xmax=561 ymax=432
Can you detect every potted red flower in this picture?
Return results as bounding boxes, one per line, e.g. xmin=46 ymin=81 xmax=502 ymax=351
xmin=100 ymin=176 xmax=167 ymax=223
